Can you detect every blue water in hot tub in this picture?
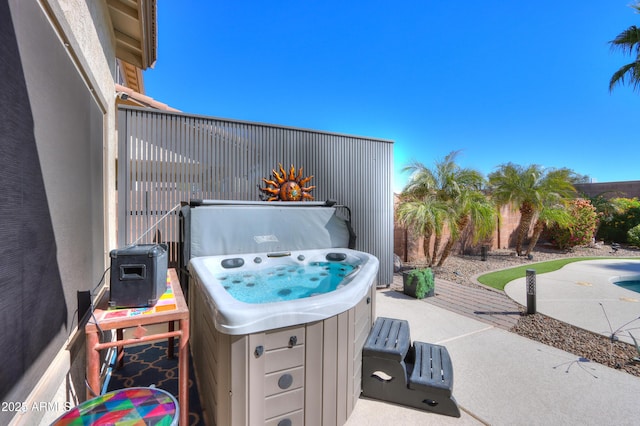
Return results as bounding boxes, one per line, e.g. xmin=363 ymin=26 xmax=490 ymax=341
xmin=614 ymin=280 xmax=640 ymax=294
xmin=216 ymin=261 xmax=356 ymax=304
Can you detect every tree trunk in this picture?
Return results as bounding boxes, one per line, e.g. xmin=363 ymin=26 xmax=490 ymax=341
xmin=422 ymin=231 xmax=432 ymax=266
xmin=437 ymin=238 xmax=455 ymax=266
xmin=516 ymin=202 xmax=535 ymax=256
xmin=525 ymin=220 xmax=545 ymax=256
xmin=438 ymin=216 xmax=469 ymax=267
xmin=431 ymin=233 xmax=442 ymax=267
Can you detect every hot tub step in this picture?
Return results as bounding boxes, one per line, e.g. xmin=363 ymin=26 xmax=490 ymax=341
xmin=363 ymin=317 xmax=410 ymax=361
xmin=409 ymin=341 xmax=453 ymax=397
xmin=362 ymin=317 xmax=460 ymax=418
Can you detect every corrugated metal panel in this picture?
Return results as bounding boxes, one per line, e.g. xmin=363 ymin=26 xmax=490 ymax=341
xmin=117 ymin=106 xmax=394 ymax=285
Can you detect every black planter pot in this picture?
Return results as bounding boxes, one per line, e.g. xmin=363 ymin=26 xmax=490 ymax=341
xmin=402 ymin=270 xmax=434 ymax=299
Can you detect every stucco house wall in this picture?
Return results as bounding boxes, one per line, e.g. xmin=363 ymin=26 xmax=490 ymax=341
xmin=2 ymin=1 xmax=119 ymax=424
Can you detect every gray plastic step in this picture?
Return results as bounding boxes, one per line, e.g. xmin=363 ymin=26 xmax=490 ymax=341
xmin=362 ymin=316 xmax=460 ymax=418
xmin=409 ymin=341 xmax=454 ymax=397
xmin=363 ymin=316 xmax=410 ymax=361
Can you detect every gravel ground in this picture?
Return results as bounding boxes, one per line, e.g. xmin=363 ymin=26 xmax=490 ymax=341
xmin=408 ymin=243 xmax=640 ymax=378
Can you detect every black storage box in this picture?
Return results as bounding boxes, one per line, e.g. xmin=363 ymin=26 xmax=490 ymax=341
xmin=109 ymin=244 xmax=168 ymax=308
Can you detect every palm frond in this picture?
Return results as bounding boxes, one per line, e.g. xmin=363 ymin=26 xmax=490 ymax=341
xmin=609 ymin=25 xmax=640 ymax=55
xmin=608 ymin=5 xmax=640 ymax=93
xmin=609 ymin=61 xmax=640 ymax=92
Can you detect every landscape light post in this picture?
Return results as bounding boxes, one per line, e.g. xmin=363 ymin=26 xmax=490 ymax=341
xmin=526 ymin=269 xmax=536 ymax=315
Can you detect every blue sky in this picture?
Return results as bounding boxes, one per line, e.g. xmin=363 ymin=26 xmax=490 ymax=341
xmin=144 ymin=1 xmax=639 ymax=192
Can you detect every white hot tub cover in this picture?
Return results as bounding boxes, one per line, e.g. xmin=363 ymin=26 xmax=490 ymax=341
xmin=180 ymin=200 xmax=356 ymax=261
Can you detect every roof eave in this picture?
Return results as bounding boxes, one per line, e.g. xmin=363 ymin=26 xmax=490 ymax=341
xmin=108 ymin=0 xmax=157 ymax=70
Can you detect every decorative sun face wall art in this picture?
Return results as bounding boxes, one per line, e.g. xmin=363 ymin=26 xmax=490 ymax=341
xmin=260 ymin=164 xmax=315 ymax=201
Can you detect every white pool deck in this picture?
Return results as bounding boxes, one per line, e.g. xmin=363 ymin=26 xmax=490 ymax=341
xmin=346 ymin=259 xmax=640 ymax=426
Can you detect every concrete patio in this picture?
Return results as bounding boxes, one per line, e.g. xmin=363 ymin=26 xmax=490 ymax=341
xmin=346 ymin=261 xmax=640 ymax=425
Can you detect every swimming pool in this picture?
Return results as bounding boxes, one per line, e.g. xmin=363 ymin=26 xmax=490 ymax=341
xmin=613 ymin=277 xmax=640 ymax=293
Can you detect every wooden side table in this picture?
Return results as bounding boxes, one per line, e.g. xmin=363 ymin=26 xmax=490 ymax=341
xmin=85 ymin=268 xmax=189 ymax=426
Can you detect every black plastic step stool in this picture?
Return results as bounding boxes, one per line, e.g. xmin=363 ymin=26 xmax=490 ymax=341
xmin=362 ymin=317 xmax=460 ymax=417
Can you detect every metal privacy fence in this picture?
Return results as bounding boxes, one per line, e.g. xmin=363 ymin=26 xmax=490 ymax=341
xmin=117 ymin=106 xmax=394 ymax=285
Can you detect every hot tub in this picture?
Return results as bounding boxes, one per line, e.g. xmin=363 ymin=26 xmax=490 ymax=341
xmin=189 ymin=248 xmax=378 ymax=335
xmin=181 ymin=201 xmax=379 ymax=426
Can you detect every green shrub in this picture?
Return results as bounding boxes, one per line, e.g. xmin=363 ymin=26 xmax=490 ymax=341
xmin=404 ymin=268 xmax=434 ymax=299
xmin=550 ymin=199 xmax=598 ymax=250
xmin=628 ymin=224 xmax=640 ymax=247
xmin=597 ymin=198 xmax=640 ymax=243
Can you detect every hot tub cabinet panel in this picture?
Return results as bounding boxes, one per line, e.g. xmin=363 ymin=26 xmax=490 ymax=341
xmin=190 ymin=277 xmax=376 ymax=426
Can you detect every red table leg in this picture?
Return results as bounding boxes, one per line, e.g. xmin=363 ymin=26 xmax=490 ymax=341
xmin=178 ymin=318 xmax=190 ymax=426
xmin=86 ymin=330 xmax=100 ymax=399
xmin=116 ymin=328 xmax=124 ymax=368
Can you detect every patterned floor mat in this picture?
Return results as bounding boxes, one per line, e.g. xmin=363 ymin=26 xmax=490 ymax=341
xmin=107 ymin=340 xmax=204 ymax=426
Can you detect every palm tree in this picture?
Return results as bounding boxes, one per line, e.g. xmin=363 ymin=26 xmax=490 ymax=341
xmin=398 ymin=158 xmax=452 ymax=266
xmin=401 ymin=160 xmax=437 ymax=197
xmin=438 ymin=189 xmax=497 ymax=266
xmin=525 ymin=204 xmax=572 ymax=257
xmin=395 ymin=194 xmax=449 ymax=266
xmin=399 ymin=151 xmax=496 ymax=266
xmin=488 ymin=163 xmax=577 ymax=256
xmin=609 ymin=2 xmax=640 ymax=93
